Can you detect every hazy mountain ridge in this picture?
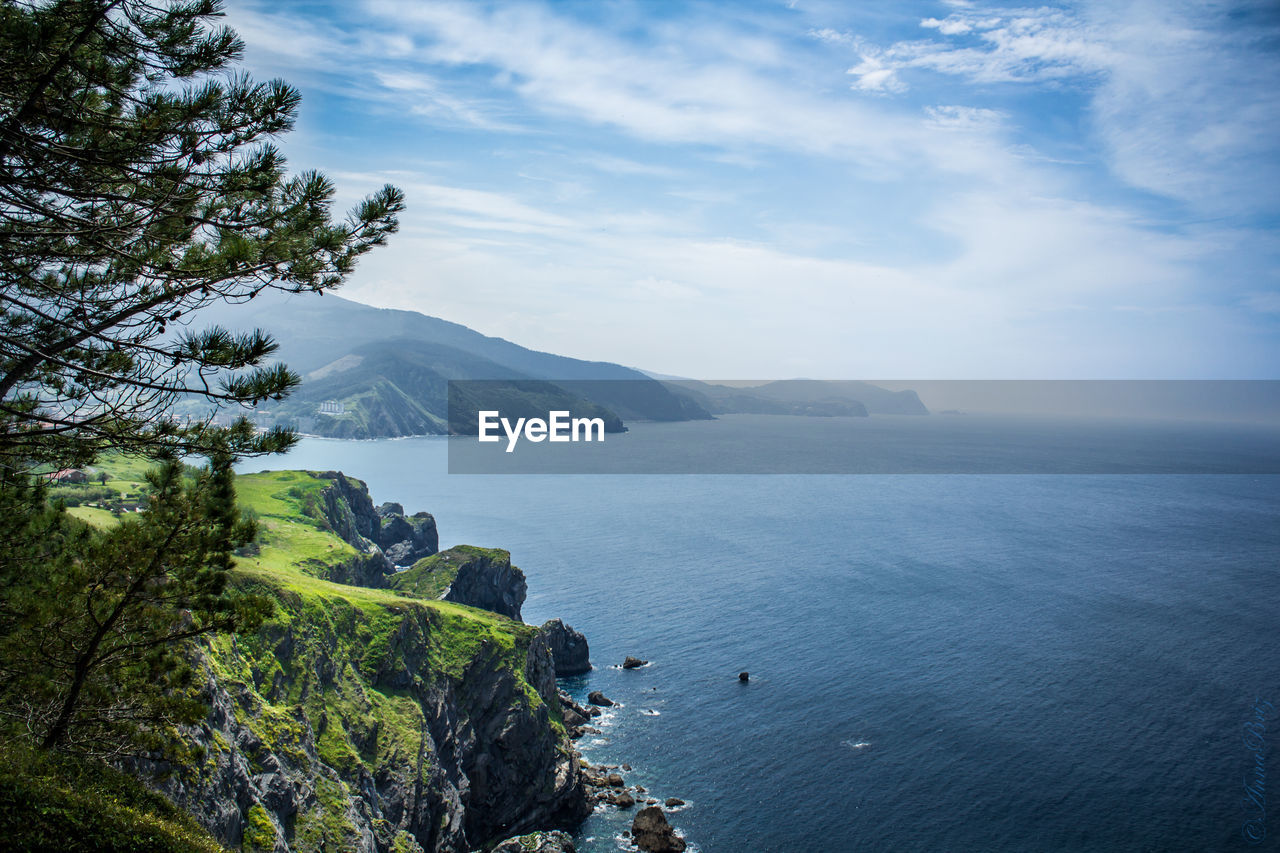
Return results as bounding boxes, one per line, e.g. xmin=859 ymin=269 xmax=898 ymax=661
xmin=666 ymin=379 xmax=929 ymax=417
xmin=198 ymin=293 xmax=710 ymax=437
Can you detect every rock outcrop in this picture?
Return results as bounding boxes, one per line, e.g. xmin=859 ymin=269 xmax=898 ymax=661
xmin=391 ymin=546 xmax=527 ymax=621
xmin=491 ymin=830 xmax=576 ymax=853
xmin=140 ymin=591 xmax=587 ymax=853
xmin=375 ymin=502 xmax=438 ymax=567
xmin=441 ymin=548 xmax=526 ymax=620
xmin=632 ymin=806 xmax=687 ymax=853
xmin=540 ymin=619 xmax=591 ymax=677
xmin=307 ymin=473 xmax=439 ymax=585
xmin=123 ymin=469 xmax=600 ymax=852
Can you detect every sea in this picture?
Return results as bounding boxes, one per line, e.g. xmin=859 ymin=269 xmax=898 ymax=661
xmin=239 ymin=415 xmax=1280 ymax=852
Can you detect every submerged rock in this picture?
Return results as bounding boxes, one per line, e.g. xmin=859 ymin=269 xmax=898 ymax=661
xmin=632 ymin=806 xmax=687 ymax=853
xmin=739 ymin=671 xmax=750 ymax=682
xmin=541 ymin=619 xmax=591 ymax=676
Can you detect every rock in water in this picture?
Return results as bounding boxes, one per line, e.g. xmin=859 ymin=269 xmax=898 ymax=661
xmin=623 ymin=656 xmax=647 ymax=669
xmin=665 ymin=797 xmax=685 ymax=808
xmin=541 ymin=618 xmax=592 ymax=676
xmin=492 ymin=830 xmax=577 ymax=853
xmin=587 ymin=690 xmax=614 ymax=707
xmin=632 ymin=806 xmax=687 ymax=853
xmin=739 ymin=671 xmax=750 ymax=682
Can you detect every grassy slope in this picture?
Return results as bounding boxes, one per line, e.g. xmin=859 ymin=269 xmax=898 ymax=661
xmin=46 ymin=453 xmax=156 ymax=527
xmin=387 ymin=544 xmax=511 ymax=601
xmin=0 ymin=744 xmax=225 ymax=853
xmin=212 ymin=470 xmax=555 ymax=848
xmin=19 ymin=466 xmax=557 ymax=851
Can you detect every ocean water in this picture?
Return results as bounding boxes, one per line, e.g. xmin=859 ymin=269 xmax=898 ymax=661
xmin=241 ymin=418 xmax=1280 ymax=852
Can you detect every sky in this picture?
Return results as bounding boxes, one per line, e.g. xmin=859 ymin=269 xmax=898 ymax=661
xmin=224 ymin=0 xmax=1280 ymax=379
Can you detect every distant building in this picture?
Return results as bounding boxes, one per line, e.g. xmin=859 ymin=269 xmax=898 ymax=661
xmin=47 ymin=468 xmax=88 ymax=483
xmin=319 ymin=400 xmax=345 ymax=415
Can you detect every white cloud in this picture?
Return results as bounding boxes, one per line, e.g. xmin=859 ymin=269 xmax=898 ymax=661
xmin=358 ymin=0 xmax=1011 ymax=178
xmin=578 ymin=154 xmax=684 ymax=179
xmin=227 ymin=3 xmax=520 ymax=131
xmin=224 ymin=1 xmax=1280 ymax=377
xmin=844 ymin=2 xmax=1280 ymax=215
xmin=921 ymin=17 xmax=974 ymax=36
xmin=849 ymin=8 xmax=1111 ymax=89
xmin=808 ymin=27 xmax=857 ymax=45
xmin=1085 ymin=1 xmax=1280 ymax=214
xmin=336 ymin=171 xmax=1259 ymax=378
xmin=924 ymin=105 xmax=1008 ymax=132
xmin=848 ymin=54 xmax=907 ymax=93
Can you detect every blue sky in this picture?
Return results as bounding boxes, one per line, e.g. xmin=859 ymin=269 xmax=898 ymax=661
xmin=227 ymin=0 xmax=1280 ymax=378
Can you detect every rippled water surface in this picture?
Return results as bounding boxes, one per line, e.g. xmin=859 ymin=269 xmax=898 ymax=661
xmin=244 ymin=421 xmax=1280 ymax=852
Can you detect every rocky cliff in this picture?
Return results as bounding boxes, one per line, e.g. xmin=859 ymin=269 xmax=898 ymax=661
xmin=539 ymin=619 xmax=591 ymax=677
xmin=310 ymin=472 xmax=438 ymax=581
xmin=137 ymin=471 xmax=589 ymax=853
xmin=391 ymin=547 xmax=528 ymax=621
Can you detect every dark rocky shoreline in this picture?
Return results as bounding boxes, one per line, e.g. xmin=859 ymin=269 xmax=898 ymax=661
xmin=549 ymin=683 xmax=689 ymax=853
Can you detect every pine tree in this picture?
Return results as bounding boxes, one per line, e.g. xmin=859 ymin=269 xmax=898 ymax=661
xmin=0 ymin=455 xmax=273 ymax=755
xmin=0 ymin=1 xmax=398 ymax=757
xmin=0 ymin=0 xmax=404 ymax=468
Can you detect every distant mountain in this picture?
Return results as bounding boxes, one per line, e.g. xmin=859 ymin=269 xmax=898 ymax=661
xmin=665 ymin=379 xmax=929 ymax=417
xmin=198 ymin=292 xmax=710 ymax=437
xmin=265 ymin=338 xmax=622 ymax=439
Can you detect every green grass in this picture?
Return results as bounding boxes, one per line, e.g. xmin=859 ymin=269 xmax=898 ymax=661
xmin=233 ymin=470 xmax=368 ymax=580
xmin=0 ymin=743 xmax=226 ymax=852
xmin=21 ymin=466 xmax=558 ymax=853
xmin=41 ymin=453 xmax=159 ymax=525
xmin=65 ymin=504 xmax=119 ymax=528
xmin=206 ymin=469 xmax=550 ymax=798
xmin=241 ymin=803 xmax=276 ymax=852
xmin=389 ymin=545 xmax=512 ymax=601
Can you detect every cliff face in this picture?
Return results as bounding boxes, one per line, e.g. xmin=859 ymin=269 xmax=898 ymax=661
xmin=140 ymin=471 xmax=588 ymax=853
xmin=310 ymin=472 xmax=438 ymax=583
xmin=539 ymin=620 xmax=591 ymax=678
xmin=390 ymin=547 xmax=528 ymax=622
